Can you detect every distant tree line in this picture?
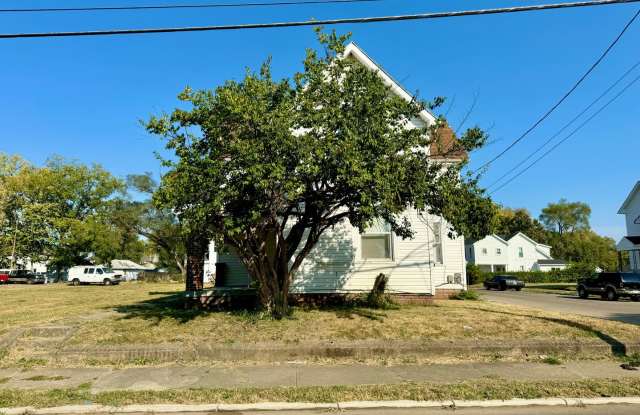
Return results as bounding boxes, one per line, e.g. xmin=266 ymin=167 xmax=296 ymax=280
xmin=491 ymin=199 xmax=617 ymax=271
xmin=0 ymin=153 xmax=188 ymax=278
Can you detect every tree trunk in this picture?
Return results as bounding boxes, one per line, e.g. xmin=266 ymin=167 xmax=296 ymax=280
xmin=185 ymin=236 xmax=207 ymax=292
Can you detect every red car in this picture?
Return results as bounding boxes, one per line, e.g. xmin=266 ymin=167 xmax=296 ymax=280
xmin=0 ymin=269 xmax=9 ymax=284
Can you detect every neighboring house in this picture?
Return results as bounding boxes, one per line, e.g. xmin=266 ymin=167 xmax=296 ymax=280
xmin=616 ymin=181 xmax=640 ymax=271
xmin=466 ymin=232 xmax=567 ymax=272
xmin=209 ymin=42 xmax=467 ymax=298
xmin=110 ymin=259 xmax=156 ymax=281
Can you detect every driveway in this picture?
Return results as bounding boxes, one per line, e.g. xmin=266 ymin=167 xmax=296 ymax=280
xmin=481 ymin=290 xmax=640 ymax=325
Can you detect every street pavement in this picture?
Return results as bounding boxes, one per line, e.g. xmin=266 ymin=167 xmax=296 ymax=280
xmin=481 ymin=290 xmax=640 ymax=325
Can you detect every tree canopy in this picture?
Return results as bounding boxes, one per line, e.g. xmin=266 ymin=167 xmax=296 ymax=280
xmin=0 ymin=154 xmax=141 ymax=271
xmin=539 ymin=198 xmax=591 ymax=235
xmin=147 ymin=30 xmax=494 ymax=317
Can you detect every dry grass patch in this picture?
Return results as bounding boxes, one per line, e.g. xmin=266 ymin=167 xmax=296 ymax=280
xmin=2 ymin=378 xmax=640 ymax=408
xmin=2 ymin=282 xmax=639 ymax=350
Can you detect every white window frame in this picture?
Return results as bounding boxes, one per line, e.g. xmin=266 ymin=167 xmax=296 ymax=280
xmin=482 ymin=248 xmax=488 ymax=255
xmin=518 ymin=247 xmax=524 ymax=258
xmin=496 ymin=248 xmax=502 ymax=255
xmin=432 ymin=222 xmax=443 ymax=264
xmin=361 ymin=221 xmax=394 ymax=261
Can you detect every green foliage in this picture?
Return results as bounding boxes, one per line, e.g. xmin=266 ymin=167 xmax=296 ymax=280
xmin=490 ymin=202 xmax=616 ymax=271
xmin=0 ymin=155 xmax=128 ymax=269
xmin=449 ymin=289 xmax=479 ymax=300
xmin=540 ymin=198 xmax=591 ymax=235
xmin=547 ymin=230 xmax=618 ymax=271
xmin=542 ymin=355 xmax=562 ymax=365
xmin=466 ymin=263 xmax=485 ymax=285
xmin=493 ymin=207 xmax=549 ymax=243
xmin=110 ymin=173 xmax=188 ymax=276
xmin=483 ymin=263 xmax=596 ymax=283
xmin=146 ymin=29 xmax=493 ymax=317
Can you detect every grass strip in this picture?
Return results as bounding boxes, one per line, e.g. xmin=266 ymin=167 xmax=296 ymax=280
xmin=2 ymin=378 xmax=640 ymax=408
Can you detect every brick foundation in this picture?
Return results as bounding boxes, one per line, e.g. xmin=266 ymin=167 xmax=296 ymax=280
xmin=434 ymin=289 xmax=463 ymax=299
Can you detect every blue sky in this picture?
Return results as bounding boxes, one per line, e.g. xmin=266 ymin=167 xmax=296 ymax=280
xmin=1 ymin=0 xmax=638 ymax=240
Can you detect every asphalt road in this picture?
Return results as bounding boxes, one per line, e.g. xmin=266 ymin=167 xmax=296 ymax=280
xmin=481 ymin=290 xmax=640 ymax=325
xmin=122 ymin=405 xmax=640 ymax=414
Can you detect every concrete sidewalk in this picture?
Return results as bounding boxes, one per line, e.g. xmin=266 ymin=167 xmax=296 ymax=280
xmin=1 ymin=361 xmax=639 ymax=392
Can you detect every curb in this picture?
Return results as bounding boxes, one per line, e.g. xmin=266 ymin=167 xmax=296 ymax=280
xmin=3 ymin=397 xmax=640 ymax=414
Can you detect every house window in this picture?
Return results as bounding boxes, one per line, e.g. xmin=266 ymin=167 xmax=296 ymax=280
xmin=432 ymin=222 xmax=443 ymax=264
xmin=482 ymin=248 xmax=488 ymax=255
xmin=520 ymin=266 xmax=525 ymax=271
xmin=518 ymin=247 xmax=524 ymax=258
xmin=361 ymin=220 xmax=393 ymax=260
xmin=496 ymin=248 xmax=502 ymax=255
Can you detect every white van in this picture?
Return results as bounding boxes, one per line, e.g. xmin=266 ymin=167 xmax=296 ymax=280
xmin=68 ymin=266 xmax=122 ymax=286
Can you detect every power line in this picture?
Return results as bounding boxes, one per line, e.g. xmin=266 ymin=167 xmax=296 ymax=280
xmin=486 ymin=58 xmax=640 ymax=190
xmin=0 ymin=0 xmax=639 ymax=39
xmin=0 ymin=0 xmax=383 ymax=14
xmin=472 ymin=5 xmax=640 ymax=174
xmin=489 ymin=72 xmax=640 ymax=195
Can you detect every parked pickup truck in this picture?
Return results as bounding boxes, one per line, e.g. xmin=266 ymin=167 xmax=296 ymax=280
xmin=68 ymin=266 xmax=122 ymax=286
xmin=577 ymin=272 xmax=640 ymax=301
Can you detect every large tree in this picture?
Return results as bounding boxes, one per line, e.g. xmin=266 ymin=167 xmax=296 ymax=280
xmin=0 ymin=154 xmax=127 ymax=271
xmin=539 ymin=199 xmax=591 ymax=235
xmin=111 ymin=173 xmax=189 ymax=278
xmin=147 ymin=31 xmax=494 ymax=317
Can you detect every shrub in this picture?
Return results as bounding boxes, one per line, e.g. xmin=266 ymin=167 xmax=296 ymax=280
xmin=450 ymin=290 xmax=479 ymax=301
xmin=466 ymin=263 xmax=486 ymax=285
xmin=366 ymin=273 xmax=397 ymax=309
xmin=482 ymin=263 xmax=595 ymax=284
xmin=138 ymin=272 xmax=184 ymax=283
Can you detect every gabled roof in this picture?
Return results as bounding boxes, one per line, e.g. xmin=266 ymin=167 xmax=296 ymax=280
xmin=468 ymin=234 xmax=508 ymax=246
xmin=618 ymin=181 xmax=640 ymax=214
xmin=508 ymin=231 xmax=547 ymax=247
xmin=342 ymin=43 xmax=466 ymax=161
xmin=343 ymin=42 xmax=436 ymax=126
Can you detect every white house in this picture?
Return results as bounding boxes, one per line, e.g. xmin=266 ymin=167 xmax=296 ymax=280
xmin=616 ymin=181 xmax=640 ymax=271
xmin=207 ymin=42 xmax=467 ymax=298
xmin=466 ymin=232 xmax=567 ymax=272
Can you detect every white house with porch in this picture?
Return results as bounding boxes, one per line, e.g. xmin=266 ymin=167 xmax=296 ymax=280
xmin=617 ymin=181 xmax=640 ymax=271
xmin=466 ymin=232 xmax=567 ymax=272
xmin=206 ymin=42 xmax=468 ymax=298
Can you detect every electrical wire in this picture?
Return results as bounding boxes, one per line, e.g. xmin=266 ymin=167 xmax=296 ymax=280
xmin=486 ymin=58 xmax=640 ymax=190
xmin=472 ymin=5 xmax=640 ymax=174
xmin=1 ymin=0 xmax=639 ymax=39
xmin=489 ymin=72 xmax=640 ymax=195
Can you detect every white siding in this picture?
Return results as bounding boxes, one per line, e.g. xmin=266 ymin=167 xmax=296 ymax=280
xmin=214 ymin=209 xmax=467 ymax=295
xmin=466 ymin=236 xmax=508 ymax=271
xmin=624 ymin=191 xmax=640 ymax=237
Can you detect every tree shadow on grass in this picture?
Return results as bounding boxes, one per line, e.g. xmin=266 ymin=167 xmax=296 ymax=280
xmin=332 ymin=307 xmax=388 ymax=321
xmin=111 ymin=290 xmax=392 ymax=326
xmin=473 ymin=306 xmax=630 ymax=356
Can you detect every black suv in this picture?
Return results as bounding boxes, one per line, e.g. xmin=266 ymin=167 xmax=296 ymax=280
xmin=484 ymin=275 xmax=525 ymax=291
xmin=577 ymin=272 xmax=640 ymax=301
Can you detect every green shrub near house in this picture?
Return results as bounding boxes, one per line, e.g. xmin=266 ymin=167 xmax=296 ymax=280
xmin=472 ymin=263 xmax=595 ymax=284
